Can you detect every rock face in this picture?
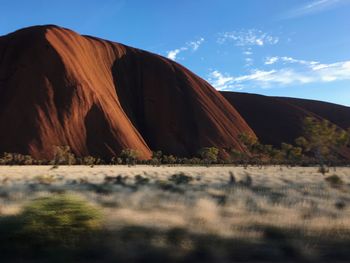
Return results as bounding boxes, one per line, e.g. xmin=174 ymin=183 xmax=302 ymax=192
xmin=221 ymin=92 xmax=350 ymax=159
xmin=277 ymin=97 xmax=350 ymax=131
xmin=0 ymin=25 xmax=254 ymax=159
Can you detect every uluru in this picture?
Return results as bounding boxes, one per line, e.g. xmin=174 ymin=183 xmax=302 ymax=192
xmin=0 ymin=25 xmax=255 ymax=160
xmin=0 ymin=25 xmax=349 ymax=161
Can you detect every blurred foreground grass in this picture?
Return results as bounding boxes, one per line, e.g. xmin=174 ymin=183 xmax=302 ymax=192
xmin=0 ymin=166 xmax=349 ymax=262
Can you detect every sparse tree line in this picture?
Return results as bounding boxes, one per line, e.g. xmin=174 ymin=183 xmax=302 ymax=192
xmin=0 ymin=117 xmax=349 ymax=167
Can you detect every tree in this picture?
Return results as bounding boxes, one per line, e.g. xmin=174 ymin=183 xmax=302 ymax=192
xmin=228 ymin=148 xmax=244 ymax=163
xmin=281 ymin=143 xmax=303 ymax=165
xmin=111 ymin=156 xmax=123 ymax=165
xmin=119 ymin=149 xmax=140 ymax=165
xmin=198 ymin=147 xmax=219 ymax=165
xmin=150 ymin=151 xmax=163 ymax=166
xmin=52 ymin=146 xmax=76 ymax=165
xmin=296 ymin=117 xmax=349 ymax=167
xmin=238 ymin=133 xmax=259 ymax=152
xmin=162 ymin=155 xmax=177 ymax=165
xmin=238 ymin=133 xmax=278 ymax=165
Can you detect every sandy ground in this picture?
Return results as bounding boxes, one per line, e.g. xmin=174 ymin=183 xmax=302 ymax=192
xmin=0 ymin=165 xmax=349 ymax=261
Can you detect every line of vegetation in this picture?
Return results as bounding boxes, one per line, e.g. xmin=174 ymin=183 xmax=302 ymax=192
xmin=0 ymin=117 xmax=349 ymax=170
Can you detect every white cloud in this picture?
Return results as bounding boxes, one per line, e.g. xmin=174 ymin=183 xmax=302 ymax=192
xmin=218 ymin=29 xmax=279 ymax=47
xmin=312 ymin=60 xmax=350 ymax=81
xmin=284 ymin=0 xmax=349 ymax=18
xmin=207 ymin=70 xmax=236 ymax=91
xmin=167 ymin=47 xmax=187 ymax=60
xmin=242 ymin=48 xmax=254 ymax=66
xmin=187 ymin=38 xmax=205 ymax=51
xmin=244 ymin=57 xmax=254 ymax=67
xmin=281 ymin=57 xmax=319 ymax=66
xmin=166 ymin=37 xmax=205 ymax=61
xmin=265 ymin=57 xmax=279 ymax=65
xmin=208 ymin=59 xmax=350 ymax=90
xmin=264 ymin=56 xmax=319 ymax=66
xmin=233 ymin=69 xmax=314 ymax=87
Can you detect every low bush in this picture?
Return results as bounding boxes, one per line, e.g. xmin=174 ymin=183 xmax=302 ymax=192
xmin=51 ymin=146 xmax=76 ymax=165
xmin=16 ymin=194 xmax=102 ymax=247
xmin=76 ymin=156 xmax=101 ymax=166
xmin=239 ymin=174 xmax=253 ymax=187
xmin=198 ymin=147 xmax=219 ymax=165
xmin=162 ymin=155 xmax=177 ymax=165
xmin=104 ymin=175 xmax=128 ymax=185
xmin=325 ymin=175 xmax=344 ymax=187
xmin=169 ymin=173 xmax=193 ymax=185
xmin=135 ymin=174 xmax=150 ymax=185
xmin=0 ymin=152 xmax=35 ymax=165
xmin=110 ymin=156 xmax=123 ymax=165
xmin=119 ymin=149 xmax=139 ymax=165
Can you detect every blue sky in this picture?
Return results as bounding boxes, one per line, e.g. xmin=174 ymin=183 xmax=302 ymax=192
xmin=1 ymin=0 xmax=349 ymax=106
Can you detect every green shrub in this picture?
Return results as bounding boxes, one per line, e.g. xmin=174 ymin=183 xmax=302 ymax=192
xmin=169 ymin=173 xmax=193 ymax=185
xmin=325 ymin=175 xmax=344 ymax=187
xmin=238 ymin=133 xmax=259 ymax=152
xmin=81 ymin=156 xmax=97 ymax=166
xmin=111 ymin=156 xmax=123 ymax=165
xmin=52 ymin=146 xmax=76 ymax=165
xmin=198 ymin=147 xmax=219 ymax=165
xmin=281 ymin=143 xmax=303 ymax=164
xmin=135 ymin=174 xmax=150 ymax=185
xmin=120 ymin=149 xmax=139 ymax=165
xmin=296 ymin=117 xmax=349 ymax=167
xmin=189 ymin=157 xmax=201 ymax=165
xmin=146 ymin=151 xmax=161 ymax=166
xmin=104 ymin=175 xmax=128 ymax=185
xmin=162 ymin=155 xmax=177 ymax=165
xmin=149 ymin=157 xmax=161 ymax=166
xmin=0 ymin=152 xmax=34 ymax=165
xmin=17 ymin=194 xmax=102 ymax=247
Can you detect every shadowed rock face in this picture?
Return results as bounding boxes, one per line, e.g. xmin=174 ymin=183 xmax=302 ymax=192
xmin=0 ymin=25 xmax=254 ymax=159
xmin=276 ymin=97 xmax=350 ymax=131
xmin=221 ymin=92 xmax=318 ymax=146
xmin=221 ymin=92 xmax=350 ymax=160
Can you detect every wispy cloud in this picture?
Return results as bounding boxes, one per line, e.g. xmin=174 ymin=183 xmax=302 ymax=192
xmin=243 ymin=48 xmax=254 ymax=67
xmin=166 ymin=37 xmax=205 ymax=61
xmin=207 ymin=70 xmax=236 ymax=91
xmin=243 ymin=50 xmax=253 ymax=56
xmin=188 ymin=38 xmax=205 ymax=51
xmin=217 ymin=29 xmax=279 ymax=47
xmin=265 ymin=57 xmax=279 ymax=65
xmin=208 ymin=58 xmax=350 ymax=90
xmin=264 ymin=56 xmax=319 ymax=66
xmin=284 ymin=0 xmax=349 ymax=18
xmin=244 ymin=57 xmax=254 ymax=67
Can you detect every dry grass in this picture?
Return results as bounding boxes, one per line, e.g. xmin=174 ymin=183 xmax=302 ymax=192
xmin=0 ymin=165 xmax=349 ymax=262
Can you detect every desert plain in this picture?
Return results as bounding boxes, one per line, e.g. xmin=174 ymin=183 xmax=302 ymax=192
xmin=0 ymin=165 xmax=349 ymax=262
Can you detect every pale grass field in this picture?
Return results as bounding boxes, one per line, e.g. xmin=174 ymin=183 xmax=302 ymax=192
xmin=0 ymin=165 xmax=349 ymax=261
